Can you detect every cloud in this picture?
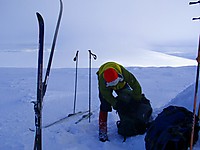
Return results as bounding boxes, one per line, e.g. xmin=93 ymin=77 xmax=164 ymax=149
xmin=1 ymin=0 xmax=199 ymax=47
xmin=0 ymin=0 xmax=199 ymax=68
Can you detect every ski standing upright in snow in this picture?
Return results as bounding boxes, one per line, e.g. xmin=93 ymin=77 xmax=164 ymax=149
xmin=33 ymin=12 xmax=44 ymax=150
xmin=43 ymin=0 xmax=63 ymax=98
xmin=33 ymin=0 xmax=63 ymax=150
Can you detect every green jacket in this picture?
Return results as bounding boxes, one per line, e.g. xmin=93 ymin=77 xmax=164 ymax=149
xmin=97 ymin=62 xmax=142 ymax=108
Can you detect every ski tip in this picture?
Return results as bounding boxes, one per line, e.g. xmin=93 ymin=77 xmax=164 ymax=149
xmin=60 ymin=0 xmax=63 ymax=7
xmin=59 ymin=0 xmax=63 ymax=14
xmin=36 ymin=12 xmax=44 ymax=24
xmin=36 ymin=12 xmax=42 ymax=18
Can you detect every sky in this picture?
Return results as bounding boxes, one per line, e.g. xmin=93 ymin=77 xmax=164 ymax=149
xmin=0 ymin=0 xmax=200 ymax=68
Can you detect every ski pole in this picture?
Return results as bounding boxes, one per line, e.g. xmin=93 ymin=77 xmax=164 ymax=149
xmin=190 ymin=35 xmax=200 ymax=150
xmin=88 ymin=50 xmax=97 ymax=122
xmin=196 ymin=36 xmax=200 ymax=120
xmin=73 ymin=50 xmax=79 ymax=114
xmin=189 ymin=1 xmax=200 ymax=5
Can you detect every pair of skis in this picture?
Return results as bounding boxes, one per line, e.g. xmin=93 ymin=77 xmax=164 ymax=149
xmin=33 ymin=0 xmax=63 ymax=150
xmin=30 ymin=110 xmax=92 ymax=132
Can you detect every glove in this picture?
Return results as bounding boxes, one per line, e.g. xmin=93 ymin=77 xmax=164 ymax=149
xmin=140 ymin=94 xmax=150 ymax=104
xmin=119 ymin=89 xmax=142 ymax=102
xmin=112 ymin=95 xmax=130 ymax=110
xmin=116 ymin=93 xmax=142 ymax=114
xmin=116 ymin=91 xmax=132 ymax=103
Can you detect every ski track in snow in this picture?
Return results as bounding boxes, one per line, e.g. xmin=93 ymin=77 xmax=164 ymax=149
xmin=1 ymin=66 xmax=200 ymax=150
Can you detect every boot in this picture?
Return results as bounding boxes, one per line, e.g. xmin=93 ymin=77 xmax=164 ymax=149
xmin=99 ymin=110 xmax=108 ymax=142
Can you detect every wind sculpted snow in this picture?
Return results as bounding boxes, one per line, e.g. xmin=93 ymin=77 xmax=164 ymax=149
xmin=0 ymin=66 xmax=200 ymax=150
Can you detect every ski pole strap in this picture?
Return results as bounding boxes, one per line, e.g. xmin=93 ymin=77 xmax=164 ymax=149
xmin=88 ymin=50 xmax=97 ymax=60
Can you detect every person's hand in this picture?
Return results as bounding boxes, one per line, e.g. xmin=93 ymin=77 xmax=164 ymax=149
xmin=121 ymin=90 xmax=142 ymax=101
xmin=116 ymin=99 xmax=128 ymax=109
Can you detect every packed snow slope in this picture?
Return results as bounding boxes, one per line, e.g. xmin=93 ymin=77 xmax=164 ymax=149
xmin=0 ymin=66 xmax=200 ymax=150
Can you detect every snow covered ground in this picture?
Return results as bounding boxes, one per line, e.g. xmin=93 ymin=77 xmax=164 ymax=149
xmin=0 ymin=65 xmax=200 ymax=150
xmin=0 ymin=48 xmax=196 ymax=68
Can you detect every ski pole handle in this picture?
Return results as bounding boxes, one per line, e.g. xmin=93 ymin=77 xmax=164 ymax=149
xmin=88 ymin=50 xmax=97 ymax=60
xmin=73 ymin=50 xmax=79 ymax=61
xmin=192 ymin=17 xmax=200 ymax=20
xmin=189 ymin=1 xmax=200 ymax=5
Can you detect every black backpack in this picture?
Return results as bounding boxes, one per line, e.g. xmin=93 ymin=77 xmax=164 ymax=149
xmin=116 ymin=94 xmax=152 ymax=141
xmin=145 ymin=105 xmax=199 ymax=150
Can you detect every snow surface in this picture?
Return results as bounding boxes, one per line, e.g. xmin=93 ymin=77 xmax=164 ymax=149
xmin=1 ymin=66 xmax=200 ymax=150
xmin=0 ymin=48 xmax=196 ymax=68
